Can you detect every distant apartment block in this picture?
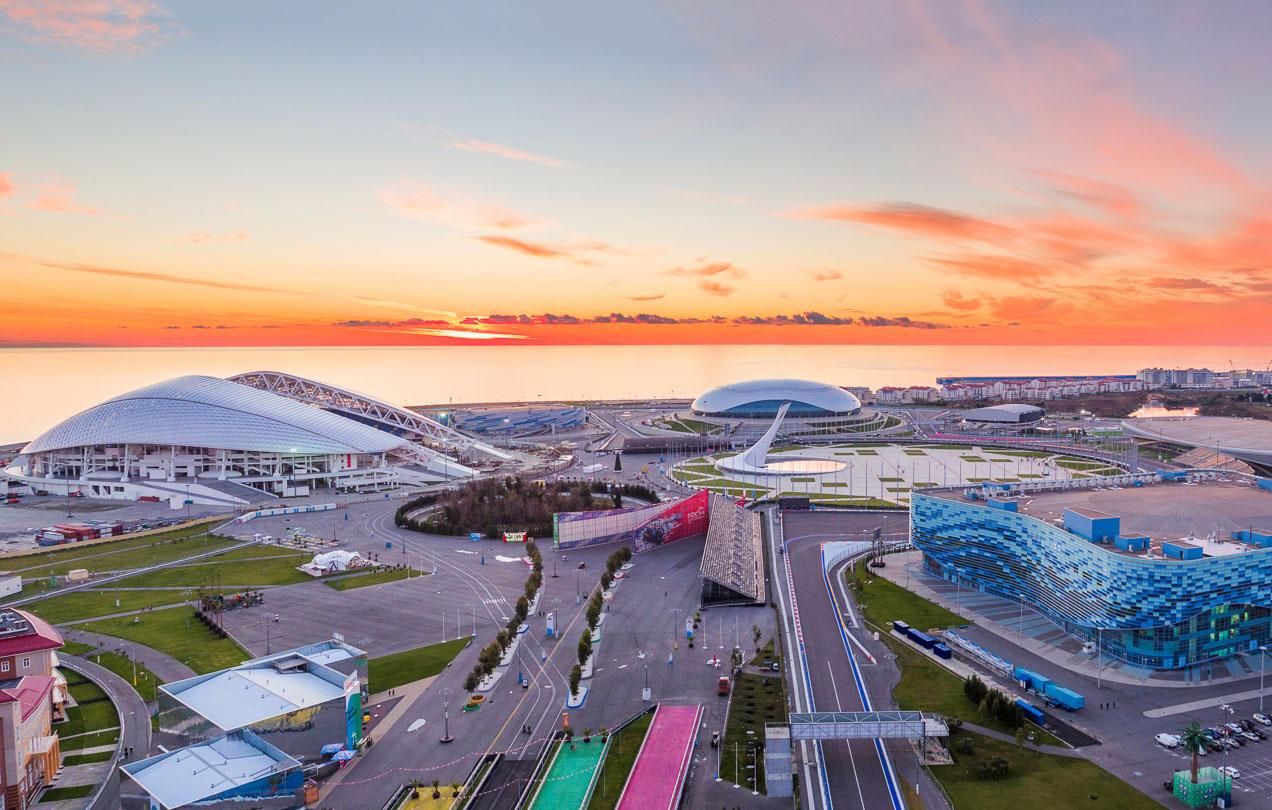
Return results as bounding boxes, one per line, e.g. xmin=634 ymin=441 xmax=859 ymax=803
xmin=875 ymin=385 xmax=939 ymax=404
xmin=1137 ymin=367 xmax=1216 ymax=388
xmin=0 ymin=609 xmax=66 ymax=809
xmin=937 ymin=376 xmax=1145 ymax=403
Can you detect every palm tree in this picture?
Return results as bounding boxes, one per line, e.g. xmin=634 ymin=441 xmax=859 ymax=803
xmin=1180 ymin=721 xmax=1208 ymax=784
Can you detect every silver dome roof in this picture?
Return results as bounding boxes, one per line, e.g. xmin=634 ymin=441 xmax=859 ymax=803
xmin=24 ymin=375 xmax=408 ymax=455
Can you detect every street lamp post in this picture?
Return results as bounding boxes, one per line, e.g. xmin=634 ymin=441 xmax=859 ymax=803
xmin=1018 ymin=594 xmax=1025 ymax=648
xmin=1262 ymin=646 xmax=1269 ymax=714
xmin=672 ymin=608 xmax=680 ymax=650
xmin=440 ymin=688 xmax=454 ymax=743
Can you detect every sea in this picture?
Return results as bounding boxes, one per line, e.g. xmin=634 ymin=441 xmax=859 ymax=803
xmin=1 ymin=344 xmax=1269 ymax=445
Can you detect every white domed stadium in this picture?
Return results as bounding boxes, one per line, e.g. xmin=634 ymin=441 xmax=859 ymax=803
xmin=688 ymin=378 xmax=892 ymax=439
xmin=5 ymin=375 xmax=480 ymax=506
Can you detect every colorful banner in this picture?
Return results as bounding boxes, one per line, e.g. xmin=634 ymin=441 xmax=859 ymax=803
xmin=554 ymin=490 xmax=709 ymax=552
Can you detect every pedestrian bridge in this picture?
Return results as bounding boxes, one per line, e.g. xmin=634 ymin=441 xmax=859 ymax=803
xmin=787 ymin=711 xmax=949 ymax=740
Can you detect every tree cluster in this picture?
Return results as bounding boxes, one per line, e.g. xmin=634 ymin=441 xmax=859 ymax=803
xmin=963 ymin=674 xmax=1021 ymax=728
xmin=399 ymin=477 xmax=623 ymax=538
xmin=463 ymin=540 xmax=543 ymax=693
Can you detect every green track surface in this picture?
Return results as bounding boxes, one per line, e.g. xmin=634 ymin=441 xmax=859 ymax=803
xmin=587 ymin=713 xmax=652 ymax=810
xmin=529 ymin=738 xmax=606 ymax=810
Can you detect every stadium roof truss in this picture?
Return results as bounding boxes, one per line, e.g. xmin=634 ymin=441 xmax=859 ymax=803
xmin=228 ymin=371 xmax=510 ymax=463
xmin=788 ymin=711 xmax=949 ymax=740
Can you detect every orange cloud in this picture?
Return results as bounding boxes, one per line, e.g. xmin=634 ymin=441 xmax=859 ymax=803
xmin=668 ymin=261 xmax=745 ymax=279
xmin=0 ymin=172 xmax=11 ymax=197
xmin=928 ymin=254 xmax=1052 ymax=284
xmin=942 ymin=289 xmax=982 ymax=311
xmin=0 ymin=0 xmax=164 ymax=52
xmin=1030 ymin=170 xmax=1140 ymax=219
xmin=805 ymin=269 xmax=843 ymax=282
xmin=698 ymin=279 xmax=735 ymax=296
xmin=446 ymin=138 xmax=575 ymax=169
xmin=31 ymin=182 xmax=98 ymax=215
xmin=788 ymin=202 xmax=1014 ymax=244
xmin=190 ymin=231 xmax=248 ymax=243
xmin=379 ymin=182 xmax=543 ymax=230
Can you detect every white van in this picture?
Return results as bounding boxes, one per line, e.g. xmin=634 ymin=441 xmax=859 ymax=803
xmin=1155 ymin=733 xmax=1181 ymax=748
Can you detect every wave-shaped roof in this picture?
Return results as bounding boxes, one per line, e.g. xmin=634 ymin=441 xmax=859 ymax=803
xmin=23 ymin=375 xmax=407 ymax=455
xmin=692 ymin=378 xmax=862 ymax=416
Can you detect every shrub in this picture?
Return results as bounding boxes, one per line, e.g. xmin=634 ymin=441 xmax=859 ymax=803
xmin=977 ymin=756 xmax=1011 ymax=780
xmin=954 ymin=735 xmax=974 ymax=756
xmin=569 ymin=665 xmax=581 ymax=696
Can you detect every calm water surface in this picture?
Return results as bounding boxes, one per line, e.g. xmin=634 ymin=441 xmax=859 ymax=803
xmin=1 ymin=344 xmax=1268 ymax=444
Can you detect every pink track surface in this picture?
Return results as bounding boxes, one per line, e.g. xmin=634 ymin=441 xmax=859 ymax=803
xmin=616 ymin=704 xmax=702 ymax=810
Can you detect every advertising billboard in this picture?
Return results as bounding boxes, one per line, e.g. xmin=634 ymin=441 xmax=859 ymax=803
xmin=554 ymin=490 xmax=710 ymax=551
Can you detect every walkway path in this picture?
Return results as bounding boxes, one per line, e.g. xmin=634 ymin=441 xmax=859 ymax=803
xmin=63 ymin=629 xmax=197 ymax=683
xmin=960 ymin=721 xmax=1084 ymax=758
xmin=59 ymin=654 xmax=152 ymax=810
xmin=318 ymin=674 xmax=438 ymax=798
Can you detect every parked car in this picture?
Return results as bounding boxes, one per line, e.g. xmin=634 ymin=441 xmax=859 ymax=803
xmin=1203 ymin=739 xmax=1224 ymax=753
xmin=1241 ymin=731 xmax=1261 ymax=743
xmin=1250 ymin=728 xmax=1268 ymax=740
xmin=1155 ymin=733 xmax=1181 ymax=748
xmin=1226 ymin=722 xmax=1245 ymax=734
xmin=1220 ymin=766 xmax=1241 ymax=779
xmin=1253 ymin=713 xmax=1272 ymax=726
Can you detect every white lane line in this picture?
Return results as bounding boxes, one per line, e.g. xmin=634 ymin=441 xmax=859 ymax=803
xmin=827 ymin=660 xmax=844 ymax=710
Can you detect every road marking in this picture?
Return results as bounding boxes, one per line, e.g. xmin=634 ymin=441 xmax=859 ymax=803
xmin=827 ymin=660 xmax=844 ymax=710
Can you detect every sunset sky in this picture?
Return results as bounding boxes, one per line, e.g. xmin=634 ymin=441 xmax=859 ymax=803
xmin=2 ymin=1 xmax=1271 ymax=347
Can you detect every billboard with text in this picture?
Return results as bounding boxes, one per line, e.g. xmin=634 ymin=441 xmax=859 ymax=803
xmin=554 ymin=490 xmax=710 ymax=551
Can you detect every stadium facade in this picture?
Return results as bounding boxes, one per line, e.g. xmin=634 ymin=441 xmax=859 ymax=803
xmin=4 ymin=375 xmax=481 ymax=506
xmin=911 ymin=477 xmax=1272 ymax=670
xmin=689 ymin=378 xmax=891 ymax=439
xmin=961 ymin=403 xmax=1044 ymax=423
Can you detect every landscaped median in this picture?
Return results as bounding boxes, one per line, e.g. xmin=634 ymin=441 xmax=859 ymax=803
xmin=367 ymin=638 xmax=472 ymax=695
xmin=77 ymin=606 xmax=249 ymax=674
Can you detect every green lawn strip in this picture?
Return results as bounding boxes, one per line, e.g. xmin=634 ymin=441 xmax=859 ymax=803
xmin=325 ymin=567 xmax=414 ymax=591
xmin=849 ymin=561 xmax=966 ymax=630
xmin=61 ymin=750 xmax=115 ymax=766
xmin=936 ymin=730 xmax=1159 ymax=810
xmin=855 ymin=449 xmax=879 ymax=456
xmin=62 ymin=679 xmax=118 ymax=738
xmin=38 ymin=784 xmax=97 ymax=803
xmin=719 ymin=670 xmax=786 ymax=792
xmin=886 ymin=487 xmax=912 ymax=493
xmin=79 ymin=607 xmax=248 ymax=674
xmin=967 ymin=477 xmax=990 ymax=483
xmin=985 ymin=450 xmax=1050 ymax=458
xmin=960 ymin=456 xmax=989 ymax=463
xmin=789 ymin=476 xmax=816 ymax=483
xmin=59 ymin=728 xmax=119 ymax=751
xmin=902 ymin=449 xmax=928 ymax=456
xmin=6 ymin=526 xmax=235 ymax=579
xmin=912 ymin=482 xmax=939 ymax=488
xmin=1054 ymin=459 xmax=1111 ymax=471
xmin=29 ymin=588 xmax=192 ymax=625
xmin=1017 ymin=473 xmax=1046 ymax=479
xmin=115 ymin=546 xmax=311 ymax=588
xmin=367 ymin=638 xmax=471 ymax=694
xmin=586 ymin=712 xmax=653 ymax=810
xmin=59 ymin=641 xmax=95 ymax=656
xmin=878 ymin=476 xmax=905 ymax=482
xmin=83 ymin=649 xmax=164 ymax=702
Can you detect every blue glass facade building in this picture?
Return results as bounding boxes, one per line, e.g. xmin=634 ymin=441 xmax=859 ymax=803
xmin=911 ymin=491 xmax=1272 ymax=670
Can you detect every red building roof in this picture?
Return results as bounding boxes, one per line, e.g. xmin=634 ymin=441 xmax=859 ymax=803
xmin=0 ymin=675 xmax=55 ymax=721
xmin=0 ymin=609 xmax=63 ymax=658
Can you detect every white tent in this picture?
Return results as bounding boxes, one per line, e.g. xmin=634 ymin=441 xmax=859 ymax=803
xmin=309 ymin=550 xmax=364 ymax=573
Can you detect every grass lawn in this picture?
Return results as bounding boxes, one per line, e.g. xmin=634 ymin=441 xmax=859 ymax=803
xmin=720 ymin=669 xmax=786 ymax=792
xmin=60 ymin=728 xmax=119 ymax=751
xmin=367 ymin=638 xmax=471 ymax=694
xmin=28 ymin=588 xmax=192 ymax=625
xmin=587 ymin=710 xmax=653 ymax=810
xmin=83 ymin=649 xmax=164 ymax=702
xmin=59 ymin=641 xmax=95 ymax=656
xmin=961 ymin=456 xmax=989 ymax=463
xmin=936 ymin=730 xmax=1160 ymax=810
xmin=38 ymin=784 xmax=96 ymax=803
xmin=1054 ymin=459 xmax=1112 ymax=471
xmin=79 ymin=607 xmax=248 ymax=674
xmin=5 ymin=525 xmax=235 ymax=579
xmin=326 ymin=566 xmax=414 ymax=591
xmin=880 ymin=635 xmax=1058 ymax=743
xmin=848 ymin=561 xmax=966 ymax=631
xmin=61 ymin=750 xmax=115 ymax=766
xmin=61 ymin=677 xmax=118 ymax=739
xmin=116 ymin=545 xmax=311 ymax=588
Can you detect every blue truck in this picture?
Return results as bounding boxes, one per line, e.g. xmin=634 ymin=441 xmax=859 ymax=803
xmin=1043 ymin=683 xmax=1085 ymax=711
xmin=1013 ymin=666 xmax=1052 ymax=694
xmin=1015 ymin=699 xmax=1046 ymax=726
xmin=932 ymin=642 xmax=952 ymax=660
xmin=907 ymin=628 xmax=937 ymax=649
xmin=892 ymin=620 xmax=910 ymax=635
